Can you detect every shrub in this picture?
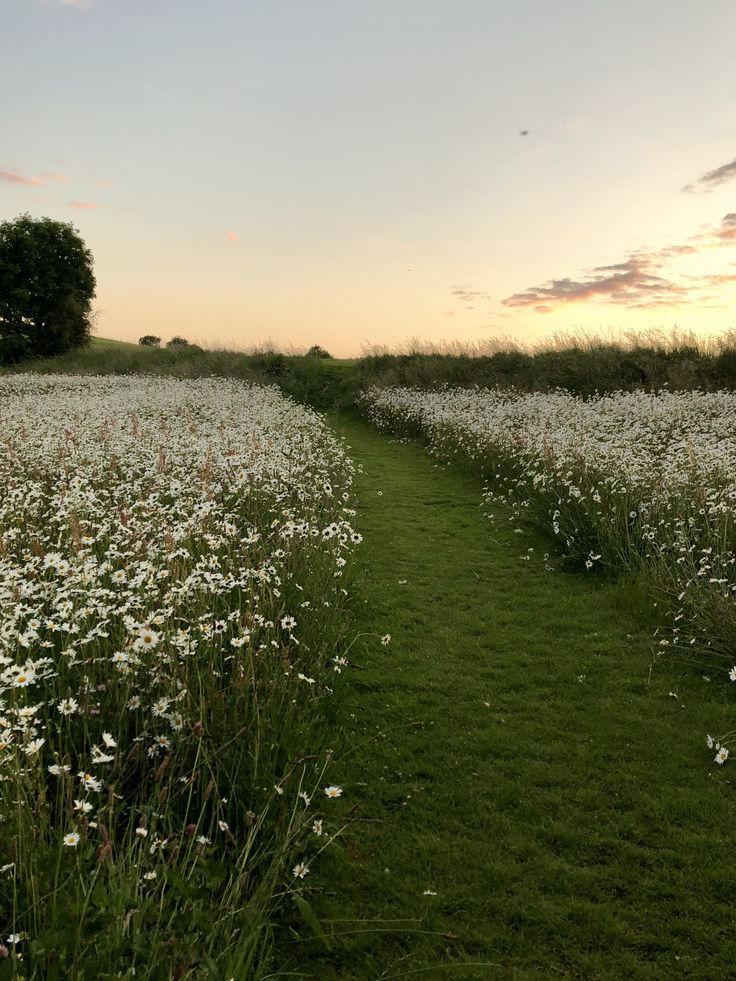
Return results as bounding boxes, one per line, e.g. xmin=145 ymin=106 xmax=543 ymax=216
xmin=0 ymin=213 xmax=96 ymax=364
xmin=139 ymin=334 xmax=161 ymax=347
xmin=166 ymin=336 xmax=191 ymax=348
xmin=306 ymin=345 xmax=333 ymax=359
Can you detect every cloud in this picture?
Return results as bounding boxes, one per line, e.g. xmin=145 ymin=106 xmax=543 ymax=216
xmin=683 ymin=155 xmax=736 ymax=193
xmin=451 ymin=284 xmax=492 ymax=302
xmin=503 ymin=255 xmax=687 ymax=311
xmin=692 ymin=271 xmax=736 ymax=287
xmin=0 ymin=168 xmax=44 ymax=187
xmin=226 ymin=230 xmax=239 ymax=242
xmin=95 ymin=178 xmax=113 ymax=188
xmin=1 ymin=167 xmax=69 ymax=188
xmin=503 ymin=210 xmax=736 ymax=314
xmin=687 ymin=213 xmax=736 ymax=249
xmin=716 ymin=213 xmax=736 ymax=241
xmin=68 ymin=200 xmax=97 ymax=210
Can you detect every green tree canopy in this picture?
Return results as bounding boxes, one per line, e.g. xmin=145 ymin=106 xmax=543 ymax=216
xmin=0 ymin=213 xmax=96 ymax=364
xmin=306 ymin=344 xmax=333 ymax=359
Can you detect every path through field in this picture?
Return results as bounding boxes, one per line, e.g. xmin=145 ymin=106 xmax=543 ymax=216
xmin=286 ymin=418 xmax=735 ymax=980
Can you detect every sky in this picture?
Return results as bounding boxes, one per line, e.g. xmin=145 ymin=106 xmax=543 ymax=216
xmin=2 ymin=0 xmax=736 ymax=356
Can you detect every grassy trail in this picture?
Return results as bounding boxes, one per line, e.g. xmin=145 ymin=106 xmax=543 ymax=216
xmin=285 ymin=417 xmax=734 ymax=980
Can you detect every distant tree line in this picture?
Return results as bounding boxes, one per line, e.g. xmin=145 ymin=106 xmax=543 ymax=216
xmin=138 ymin=335 xmax=193 ymax=348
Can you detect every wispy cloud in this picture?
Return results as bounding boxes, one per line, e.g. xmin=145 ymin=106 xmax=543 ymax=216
xmin=450 ymin=284 xmax=492 ymax=303
xmin=68 ymin=200 xmax=97 ymax=210
xmin=683 ymin=155 xmax=736 ymax=193
xmin=94 ymin=178 xmax=113 ymax=188
xmin=226 ymin=230 xmax=239 ymax=242
xmin=0 ymin=168 xmax=44 ymax=187
xmin=1 ymin=167 xmax=69 ymax=188
xmin=503 ymin=213 xmax=736 ymax=313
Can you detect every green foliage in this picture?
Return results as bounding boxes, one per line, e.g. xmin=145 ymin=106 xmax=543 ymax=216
xmin=166 ymin=335 xmax=191 ymax=348
xmin=306 ymin=345 xmax=333 ymax=359
xmin=249 ymin=350 xmax=287 ymax=376
xmin=138 ymin=334 xmax=161 ymax=347
xmin=2 ymin=338 xmax=263 ymax=381
xmin=353 ymin=343 xmax=736 ymax=396
xmin=19 ymin=331 xmax=736 ymax=415
xmin=0 ymin=213 xmax=96 ymax=365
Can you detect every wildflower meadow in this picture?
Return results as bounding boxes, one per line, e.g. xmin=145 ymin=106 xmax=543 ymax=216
xmin=0 ymin=375 xmax=359 ymax=978
xmin=362 ymin=385 xmax=736 ymax=763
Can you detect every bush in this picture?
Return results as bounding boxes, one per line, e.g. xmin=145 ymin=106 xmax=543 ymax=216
xmin=249 ymin=350 xmax=287 ymax=376
xmin=305 ymin=344 xmax=333 ymax=359
xmin=139 ymin=334 xmax=161 ymax=347
xmin=0 ymin=213 xmax=96 ymax=364
xmin=166 ymin=336 xmax=191 ymax=348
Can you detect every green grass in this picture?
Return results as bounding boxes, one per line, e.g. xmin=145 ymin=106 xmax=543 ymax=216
xmin=1 ymin=336 xmax=267 ymax=380
xmin=87 ymin=337 xmax=143 ymax=349
xmin=281 ymin=417 xmax=736 ymax=979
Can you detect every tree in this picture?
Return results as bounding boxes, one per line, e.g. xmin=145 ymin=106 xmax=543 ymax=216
xmin=305 ymin=344 xmax=333 ymax=359
xmin=166 ymin=336 xmax=190 ymax=348
xmin=0 ymin=213 xmax=96 ymax=364
xmin=139 ymin=335 xmax=161 ymax=347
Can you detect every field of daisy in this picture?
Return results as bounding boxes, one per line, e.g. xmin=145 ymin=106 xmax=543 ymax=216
xmin=0 ymin=374 xmax=359 ymax=979
xmin=361 ymin=385 xmax=736 ymax=759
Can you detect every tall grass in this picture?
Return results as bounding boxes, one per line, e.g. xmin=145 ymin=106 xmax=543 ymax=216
xmin=0 ymin=375 xmax=358 ymax=978
xmin=357 ymin=329 xmax=736 ymax=397
xmin=7 ymin=328 xmax=736 ymax=412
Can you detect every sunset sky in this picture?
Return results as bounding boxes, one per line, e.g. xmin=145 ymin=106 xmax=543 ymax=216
xmin=2 ymin=0 xmax=736 ymax=356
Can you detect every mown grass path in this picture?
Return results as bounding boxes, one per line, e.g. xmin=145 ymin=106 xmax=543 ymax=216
xmin=285 ymin=417 xmax=735 ymax=980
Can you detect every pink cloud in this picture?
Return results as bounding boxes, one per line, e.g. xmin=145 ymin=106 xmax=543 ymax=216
xmin=0 ymin=168 xmax=43 ymax=187
xmin=95 ymin=178 xmax=113 ymax=188
xmin=68 ymin=200 xmax=97 ymax=210
xmin=503 ymin=212 xmax=736 ymax=313
xmin=503 ymin=256 xmax=688 ymax=311
xmin=226 ymin=230 xmax=239 ymax=242
xmin=716 ymin=213 xmax=736 ymax=241
xmin=1 ymin=167 xmax=69 ymax=188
